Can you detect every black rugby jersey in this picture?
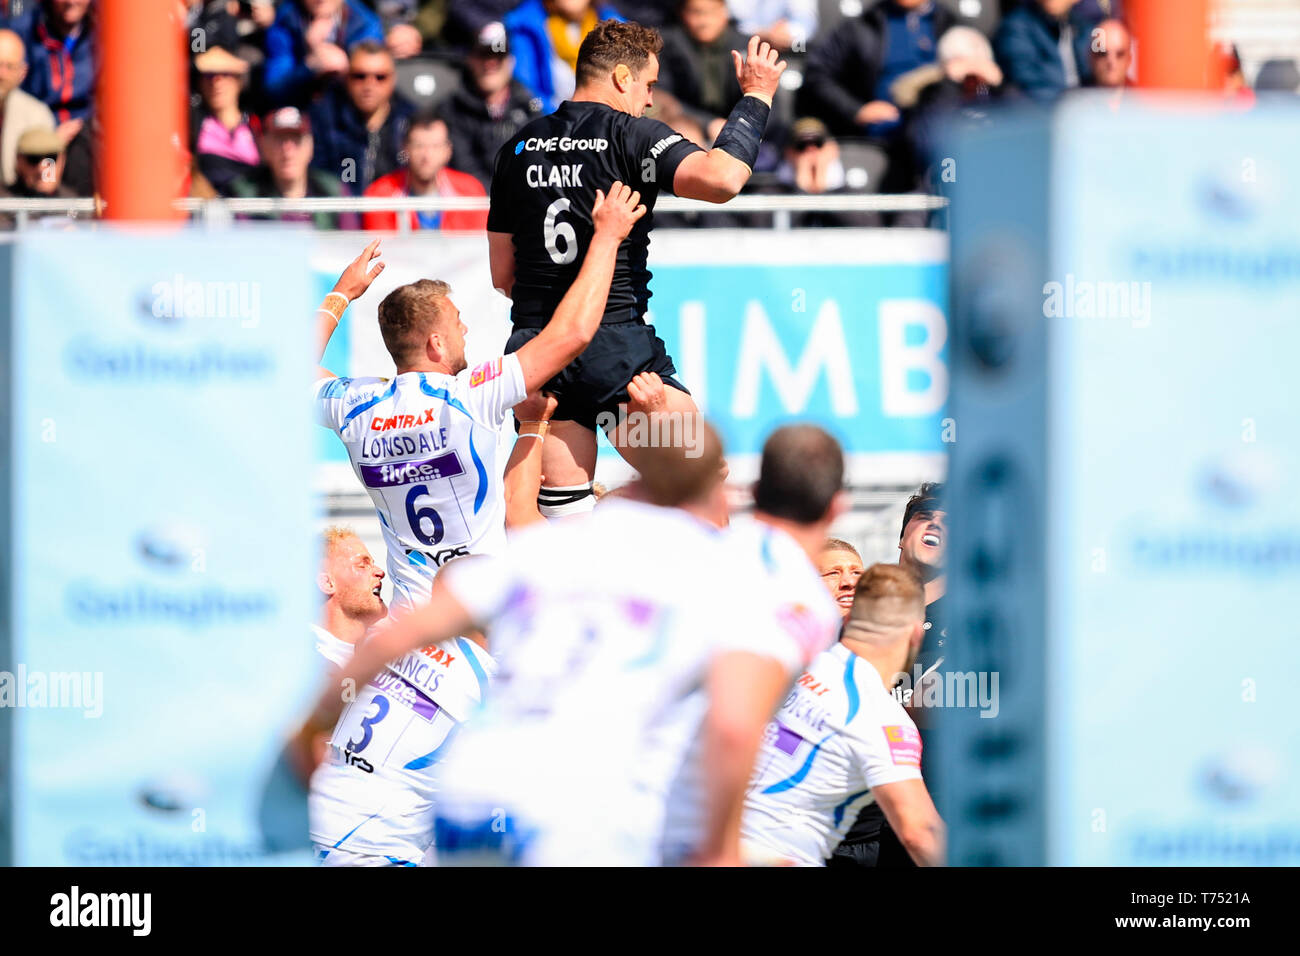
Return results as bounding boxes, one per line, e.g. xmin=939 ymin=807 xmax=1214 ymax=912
xmin=487 ymin=100 xmax=704 ymax=328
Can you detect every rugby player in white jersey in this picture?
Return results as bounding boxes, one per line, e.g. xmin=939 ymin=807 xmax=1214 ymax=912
xmin=313 ymin=527 xmax=387 ymax=666
xmin=312 ymin=181 xmax=646 ymax=617
xmin=656 ymin=424 xmax=846 ymax=864
xmin=302 ymin=422 xmax=806 ymax=865
xmin=740 ymin=564 xmax=946 ymax=867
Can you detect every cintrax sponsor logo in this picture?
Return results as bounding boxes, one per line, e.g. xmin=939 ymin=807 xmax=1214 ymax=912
xmin=50 ymin=886 xmax=151 ymax=936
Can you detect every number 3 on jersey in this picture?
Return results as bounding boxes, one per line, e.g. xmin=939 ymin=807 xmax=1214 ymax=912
xmin=544 ymin=197 xmax=577 ymax=265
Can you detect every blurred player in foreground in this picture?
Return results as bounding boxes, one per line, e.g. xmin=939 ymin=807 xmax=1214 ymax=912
xmin=742 ymin=564 xmax=946 ymax=866
xmin=312 ymin=182 xmax=645 ymax=616
xmin=657 ymin=424 xmax=846 ymax=864
xmin=313 ymin=527 xmax=387 ymax=665
xmin=303 ymin=420 xmax=826 ymax=865
xmin=488 ymin=21 xmax=787 ymax=518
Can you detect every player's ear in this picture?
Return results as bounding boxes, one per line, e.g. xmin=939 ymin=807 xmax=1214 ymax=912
xmin=317 ymin=572 xmax=334 ymax=596
xmin=613 ymin=63 xmax=632 ymax=91
xmin=825 ymin=489 xmax=849 ymax=525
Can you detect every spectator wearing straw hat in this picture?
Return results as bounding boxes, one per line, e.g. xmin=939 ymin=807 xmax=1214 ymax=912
xmin=190 ymin=46 xmax=262 ymax=196
xmin=0 ymin=126 xmax=84 ymax=228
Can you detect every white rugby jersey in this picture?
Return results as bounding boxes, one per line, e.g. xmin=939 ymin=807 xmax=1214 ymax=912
xmin=431 ymin=500 xmax=802 ymax=866
xmin=313 ymin=355 xmax=527 ymax=617
xmin=309 ymin=635 xmax=496 ymax=862
xmin=740 ymin=642 xmax=923 ymax=866
xmin=656 ymin=517 xmax=843 ymax=863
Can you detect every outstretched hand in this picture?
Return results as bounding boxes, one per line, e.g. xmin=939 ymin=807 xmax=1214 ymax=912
xmin=332 ymin=239 xmax=386 ymax=302
xmin=732 ymin=35 xmax=787 ymax=104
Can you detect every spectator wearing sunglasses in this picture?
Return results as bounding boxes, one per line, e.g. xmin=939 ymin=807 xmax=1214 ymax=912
xmin=309 ymin=39 xmax=414 ymax=192
xmin=754 ymin=117 xmax=877 ymax=227
xmin=1088 ymin=17 xmax=1130 ymax=90
xmin=0 ymin=126 xmax=85 ymax=228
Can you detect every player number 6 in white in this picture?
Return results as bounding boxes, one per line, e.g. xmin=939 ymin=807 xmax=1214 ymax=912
xmin=544 ymin=197 xmax=578 ymax=265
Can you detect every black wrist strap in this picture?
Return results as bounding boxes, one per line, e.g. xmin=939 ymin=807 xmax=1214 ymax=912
xmin=713 ymin=94 xmax=771 ymax=171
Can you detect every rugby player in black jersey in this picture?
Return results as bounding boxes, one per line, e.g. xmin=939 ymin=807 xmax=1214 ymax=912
xmin=486 ymin=19 xmax=786 ymax=516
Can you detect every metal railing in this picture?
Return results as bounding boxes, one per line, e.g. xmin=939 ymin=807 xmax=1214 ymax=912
xmin=0 ymin=193 xmax=949 ymax=231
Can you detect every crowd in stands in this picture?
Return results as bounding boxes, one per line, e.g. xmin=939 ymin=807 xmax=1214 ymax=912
xmin=0 ymin=0 xmax=1289 ymax=229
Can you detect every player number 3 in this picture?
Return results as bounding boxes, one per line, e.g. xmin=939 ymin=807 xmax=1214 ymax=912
xmin=544 ymin=197 xmax=578 ymax=265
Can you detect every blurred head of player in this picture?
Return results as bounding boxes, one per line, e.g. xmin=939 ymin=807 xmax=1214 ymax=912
xmin=818 ymin=538 xmax=863 ymax=621
xmin=842 ymin=564 xmax=926 ymax=683
xmin=1090 ymin=18 xmax=1131 ymax=89
xmin=377 ymin=279 xmax=469 ymax=375
xmin=1036 ymin=0 xmax=1079 ymax=18
xmin=318 ymin=528 xmax=386 ymax=627
xmin=680 ymin=0 xmax=729 ymax=45
xmin=752 ymin=424 xmax=848 ymax=558
xmin=898 ymin=482 xmax=945 ymax=583
xmin=404 ymin=117 xmax=453 ymax=190
xmin=637 ymin=417 xmax=728 ymax=526
xmin=574 ymin=19 xmax=663 ymax=117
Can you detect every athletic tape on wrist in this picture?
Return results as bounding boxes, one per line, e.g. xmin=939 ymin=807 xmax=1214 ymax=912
xmin=714 ymin=94 xmax=771 ymax=171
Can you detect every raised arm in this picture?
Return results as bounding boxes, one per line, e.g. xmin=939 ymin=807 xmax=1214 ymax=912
xmin=512 ymin=181 xmax=646 ymax=393
xmin=488 ymin=231 xmax=516 ymax=299
xmin=316 ymin=239 xmax=386 ymax=379
xmin=504 ymin=392 xmax=557 ymax=531
xmin=671 ymin=37 xmax=787 ymax=204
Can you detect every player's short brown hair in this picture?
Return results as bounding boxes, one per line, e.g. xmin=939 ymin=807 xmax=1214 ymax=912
xmin=576 ymin=20 xmax=663 ymax=87
xmin=822 ymin=538 xmax=860 ymax=560
xmin=849 ymin=563 xmax=925 ymax=628
xmin=377 ymin=279 xmax=453 ymax=366
xmin=753 ymin=424 xmax=844 ymax=524
xmin=638 ymin=417 xmax=724 ymax=508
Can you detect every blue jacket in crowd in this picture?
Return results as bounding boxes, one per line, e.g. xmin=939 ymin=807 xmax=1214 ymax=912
xmin=2 ymin=2 xmax=97 ymax=123
xmin=264 ymin=0 xmax=384 ymax=107
xmin=994 ymin=1 xmax=1097 ymax=103
xmin=504 ymin=0 xmax=624 ymax=113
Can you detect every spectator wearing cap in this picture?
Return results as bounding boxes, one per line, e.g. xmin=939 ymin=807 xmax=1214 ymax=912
xmin=0 ymin=126 xmax=84 ymax=227
xmin=994 ymin=0 xmax=1095 ymax=103
xmin=504 ymin=0 xmax=624 ymax=113
xmin=229 ymin=106 xmax=359 ymax=229
xmin=435 ymin=22 xmax=544 ymax=189
xmin=263 ymin=0 xmax=384 ymax=107
xmin=657 ymin=0 xmax=748 ymax=147
xmin=361 ymin=115 xmax=487 ymax=232
xmin=1087 ymin=17 xmax=1130 ymax=91
xmin=753 ymin=117 xmax=878 ymax=227
xmin=0 ymin=27 xmax=53 ymax=187
xmin=308 ymin=39 xmax=413 ymax=192
xmin=2 ymin=0 xmax=97 ymax=193
xmin=799 ymin=1 xmax=955 ymax=193
xmin=190 ymin=46 xmax=261 ymax=196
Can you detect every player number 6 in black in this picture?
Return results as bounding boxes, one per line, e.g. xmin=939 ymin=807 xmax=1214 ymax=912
xmin=544 ymin=197 xmax=578 ymax=265
xmin=405 ymin=483 xmax=446 ymax=546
